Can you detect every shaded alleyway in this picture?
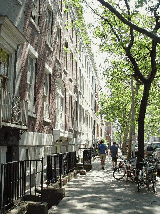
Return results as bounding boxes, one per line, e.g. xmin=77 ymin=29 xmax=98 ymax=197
xmin=49 ymin=156 xmax=160 ymax=214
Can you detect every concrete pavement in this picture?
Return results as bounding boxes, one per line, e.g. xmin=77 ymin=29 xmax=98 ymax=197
xmin=49 ymin=156 xmax=160 ymax=214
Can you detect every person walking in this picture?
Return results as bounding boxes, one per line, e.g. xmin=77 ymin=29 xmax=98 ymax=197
xmin=110 ymin=142 xmax=118 ymax=168
xmin=98 ymin=140 xmax=108 ymax=170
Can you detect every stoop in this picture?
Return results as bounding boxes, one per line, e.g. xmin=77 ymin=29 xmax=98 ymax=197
xmin=26 ymin=202 xmax=48 ymax=214
xmin=42 ymin=187 xmax=65 ymax=209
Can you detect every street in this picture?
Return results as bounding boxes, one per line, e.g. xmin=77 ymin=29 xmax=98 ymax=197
xmin=49 ymin=155 xmax=160 ymax=214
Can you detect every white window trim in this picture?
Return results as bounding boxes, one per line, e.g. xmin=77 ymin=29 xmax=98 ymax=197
xmin=44 ymin=63 xmax=52 ymax=122
xmin=55 ymin=79 xmax=65 ymax=130
xmin=45 ymin=63 xmax=52 ymax=75
xmin=30 ymin=0 xmax=40 ymax=32
xmin=47 ymin=0 xmax=53 ymax=11
xmin=28 ymin=44 xmax=38 ymax=59
xmin=16 ymin=0 xmax=22 ymax=6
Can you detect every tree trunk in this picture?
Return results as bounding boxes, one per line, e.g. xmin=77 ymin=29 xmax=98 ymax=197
xmin=137 ymin=82 xmax=151 ymax=165
xmin=127 ymin=124 xmax=132 ymax=160
xmin=122 ymin=108 xmax=132 ymax=155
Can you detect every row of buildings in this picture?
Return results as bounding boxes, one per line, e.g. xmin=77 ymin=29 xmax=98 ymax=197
xmin=0 ymin=0 xmax=109 ymax=168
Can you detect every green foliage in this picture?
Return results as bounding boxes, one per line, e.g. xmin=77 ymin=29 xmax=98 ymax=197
xmin=65 ymin=0 xmax=91 ymax=46
xmin=69 ymin=0 xmax=160 ymax=142
xmin=95 ymin=0 xmax=160 ymax=140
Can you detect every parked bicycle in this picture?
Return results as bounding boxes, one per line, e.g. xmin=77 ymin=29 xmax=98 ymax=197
xmin=113 ymin=156 xmax=137 ymax=182
xmin=137 ymin=157 xmax=157 ymax=193
xmin=113 ymin=155 xmax=158 ymax=193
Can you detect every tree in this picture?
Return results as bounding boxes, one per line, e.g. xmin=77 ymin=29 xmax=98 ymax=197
xmin=99 ymin=57 xmax=141 ymax=156
xmin=67 ymin=0 xmax=160 ymax=163
xmin=91 ymin=0 xmax=160 ymax=163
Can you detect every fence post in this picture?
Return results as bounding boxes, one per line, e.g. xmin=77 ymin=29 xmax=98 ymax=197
xmin=0 ymin=164 xmax=4 ymax=214
xmin=41 ymin=157 xmax=43 ymax=203
xmin=47 ymin=156 xmax=52 ymax=185
xmin=59 ymin=154 xmax=63 ymax=188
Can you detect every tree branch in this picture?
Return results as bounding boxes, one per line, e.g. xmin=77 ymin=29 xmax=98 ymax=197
xmin=97 ymin=0 xmax=160 ymax=44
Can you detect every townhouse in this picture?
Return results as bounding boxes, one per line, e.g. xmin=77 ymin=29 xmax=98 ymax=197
xmin=0 ymin=0 xmax=104 ymax=168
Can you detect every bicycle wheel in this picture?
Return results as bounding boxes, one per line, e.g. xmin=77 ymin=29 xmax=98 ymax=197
xmin=137 ymin=181 xmax=141 ymax=192
xmin=113 ymin=167 xmax=126 ymax=180
xmin=152 ymin=173 xmax=156 ymax=193
xmin=137 ymin=170 xmax=144 ymax=192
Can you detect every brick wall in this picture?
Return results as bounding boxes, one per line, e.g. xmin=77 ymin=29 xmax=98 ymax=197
xmin=19 ymin=0 xmax=78 ymax=135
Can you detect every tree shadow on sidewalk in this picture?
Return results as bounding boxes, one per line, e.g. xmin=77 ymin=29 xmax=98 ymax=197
xmin=49 ymin=158 xmax=160 ymax=214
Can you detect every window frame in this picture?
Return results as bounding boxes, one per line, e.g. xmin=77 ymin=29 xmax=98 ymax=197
xmin=27 ymin=45 xmax=38 ymax=116
xmin=0 ymin=48 xmax=9 ymax=89
xmin=46 ymin=7 xmax=53 ymax=46
xmin=31 ymin=0 xmax=40 ymax=28
xmin=55 ymin=79 xmax=65 ymax=130
xmin=44 ymin=63 xmax=52 ymax=121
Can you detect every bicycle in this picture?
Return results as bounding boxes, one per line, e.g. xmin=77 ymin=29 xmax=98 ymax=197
xmin=137 ymin=157 xmax=157 ymax=193
xmin=113 ymin=157 xmax=137 ymax=181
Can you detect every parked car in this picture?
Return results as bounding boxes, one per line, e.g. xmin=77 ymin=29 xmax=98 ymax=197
xmin=152 ymin=148 xmax=160 ymax=176
xmin=145 ymin=142 xmax=160 ymax=156
xmin=145 ymin=144 xmax=154 ymax=156
xmin=152 ymin=142 xmax=160 ymax=150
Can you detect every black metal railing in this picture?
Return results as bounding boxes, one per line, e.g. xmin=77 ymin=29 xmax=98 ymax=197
xmin=47 ymin=151 xmax=76 ymax=186
xmin=0 ymin=158 xmax=43 ymax=213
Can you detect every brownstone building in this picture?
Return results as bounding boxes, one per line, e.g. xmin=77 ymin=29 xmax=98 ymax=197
xmin=0 ymin=0 xmax=104 ymax=168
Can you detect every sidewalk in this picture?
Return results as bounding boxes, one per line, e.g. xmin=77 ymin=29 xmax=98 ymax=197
xmin=49 ymin=156 xmax=160 ymax=214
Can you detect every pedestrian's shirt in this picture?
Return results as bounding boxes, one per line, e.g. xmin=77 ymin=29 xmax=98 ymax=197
xmin=98 ymin=144 xmax=107 ymax=154
xmin=110 ymin=145 xmax=118 ymax=157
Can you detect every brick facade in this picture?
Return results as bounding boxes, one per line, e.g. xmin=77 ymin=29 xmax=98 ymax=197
xmin=0 ymin=0 xmax=104 ymax=164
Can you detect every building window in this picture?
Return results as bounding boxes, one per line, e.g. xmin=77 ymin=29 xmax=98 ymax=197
xmin=71 ymin=20 xmax=74 ymax=39
xmin=0 ymin=48 xmax=9 ymax=89
xmin=69 ymin=95 xmax=72 ymax=128
xmin=56 ymin=79 xmax=65 ymax=130
xmin=64 ymin=42 xmax=68 ymax=70
xmin=57 ymin=28 xmax=61 ymax=60
xmin=27 ymin=45 xmax=38 ymax=115
xmin=27 ymin=56 xmax=36 ymax=113
xmin=31 ymin=0 xmax=40 ymax=26
xmin=46 ymin=9 xmax=53 ymax=45
xmin=44 ymin=63 xmax=52 ymax=120
xmin=44 ymin=73 xmax=50 ymax=119
xmin=65 ymin=6 xmax=68 ymax=30
xmin=59 ymin=0 xmax=63 ymax=12
xmin=70 ymin=52 xmax=73 ymax=77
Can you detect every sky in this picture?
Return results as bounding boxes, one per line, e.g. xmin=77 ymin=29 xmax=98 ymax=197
xmin=82 ymin=0 xmax=110 ymax=92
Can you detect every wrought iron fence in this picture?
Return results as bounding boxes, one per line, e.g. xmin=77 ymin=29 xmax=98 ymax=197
xmin=0 ymin=158 xmax=43 ymax=213
xmin=47 ymin=151 xmax=76 ymax=186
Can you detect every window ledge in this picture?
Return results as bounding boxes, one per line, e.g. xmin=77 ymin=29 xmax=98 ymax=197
xmin=30 ymin=18 xmax=40 ymax=33
xmin=28 ymin=111 xmax=36 ymax=118
xmin=44 ymin=118 xmax=51 ymax=123
xmin=16 ymin=0 xmax=22 ymax=6
xmin=63 ymin=68 xmax=68 ymax=75
xmin=46 ymin=41 xmax=53 ymax=51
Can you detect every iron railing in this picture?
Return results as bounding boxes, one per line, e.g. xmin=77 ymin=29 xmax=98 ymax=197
xmin=47 ymin=151 xmax=76 ymax=186
xmin=0 ymin=88 xmax=28 ymax=128
xmin=0 ymin=158 xmax=43 ymax=213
